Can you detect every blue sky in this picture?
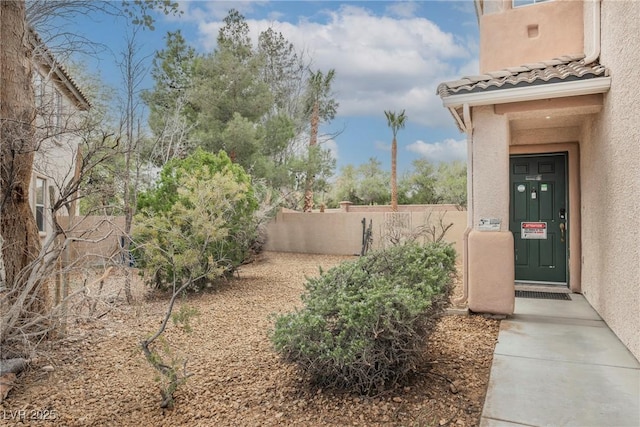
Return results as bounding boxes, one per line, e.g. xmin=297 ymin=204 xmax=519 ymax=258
xmin=62 ymin=1 xmax=479 ymax=174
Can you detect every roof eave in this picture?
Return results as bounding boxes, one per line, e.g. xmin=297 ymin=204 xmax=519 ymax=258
xmin=52 ymin=66 xmax=91 ymax=111
xmin=442 ymin=77 xmax=612 ymax=109
xmin=28 ymin=28 xmax=92 ymax=110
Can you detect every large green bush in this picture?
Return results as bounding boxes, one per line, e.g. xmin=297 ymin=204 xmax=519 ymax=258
xmin=270 ymin=242 xmax=456 ymax=395
xmin=134 ymin=149 xmax=258 ymax=291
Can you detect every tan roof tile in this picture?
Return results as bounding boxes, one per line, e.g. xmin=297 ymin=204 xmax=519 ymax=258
xmin=486 ymin=70 xmax=512 ymax=78
xmin=522 ymin=62 xmax=548 ymax=70
xmin=437 ymin=56 xmax=609 ymax=98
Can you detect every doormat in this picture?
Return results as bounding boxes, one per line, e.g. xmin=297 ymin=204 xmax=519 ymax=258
xmin=515 ymin=290 xmax=571 ymax=301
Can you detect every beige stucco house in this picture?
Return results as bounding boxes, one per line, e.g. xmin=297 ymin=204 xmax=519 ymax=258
xmin=29 ymin=30 xmax=90 ymax=239
xmin=438 ymin=0 xmax=639 ymax=360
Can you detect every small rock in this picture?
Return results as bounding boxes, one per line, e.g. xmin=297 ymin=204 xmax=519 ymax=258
xmin=42 ymin=365 xmax=55 ymax=372
xmin=449 ymin=383 xmax=459 ymax=394
xmin=392 ymin=397 xmax=402 ymax=403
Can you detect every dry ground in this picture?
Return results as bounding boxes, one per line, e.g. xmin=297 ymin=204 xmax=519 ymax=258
xmin=1 ymin=252 xmax=499 ymax=426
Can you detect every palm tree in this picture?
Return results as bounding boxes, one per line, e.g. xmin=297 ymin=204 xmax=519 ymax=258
xmin=302 ymin=69 xmax=337 ymax=212
xmin=384 ymin=110 xmax=407 ymax=212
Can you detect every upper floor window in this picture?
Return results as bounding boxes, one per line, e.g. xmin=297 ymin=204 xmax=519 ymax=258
xmin=513 ymin=0 xmax=551 ymax=7
xmin=35 ymin=177 xmax=47 ymax=233
xmin=52 ymin=88 xmax=63 ymax=129
xmin=34 ymin=72 xmax=45 ymax=108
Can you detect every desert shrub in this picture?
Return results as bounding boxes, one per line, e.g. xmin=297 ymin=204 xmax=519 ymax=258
xmin=134 ymin=149 xmax=258 ymax=291
xmin=271 ymin=242 xmax=456 ymax=395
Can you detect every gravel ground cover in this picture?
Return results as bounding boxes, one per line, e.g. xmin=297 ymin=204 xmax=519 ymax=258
xmin=1 ymin=252 xmax=499 ymax=427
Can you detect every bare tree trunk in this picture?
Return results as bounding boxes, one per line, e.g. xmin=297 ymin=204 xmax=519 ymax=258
xmin=122 ymin=59 xmax=134 ymax=303
xmin=120 ymin=28 xmax=146 ymax=304
xmin=303 ymin=102 xmax=319 ymax=212
xmin=391 ymin=136 xmax=398 ymax=212
xmin=0 ymin=235 xmax=5 ymax=288
xmin=123 ymin=139 xmax=133 ymax=303
xmin=0 ymin=1 xmax=45 ymax=305
xmin=60 ymin=148 xmax=83 ymax=331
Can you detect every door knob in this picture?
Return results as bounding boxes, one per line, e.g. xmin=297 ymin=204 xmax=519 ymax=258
xmin=559 ymin=222 xmax=566 ymax=243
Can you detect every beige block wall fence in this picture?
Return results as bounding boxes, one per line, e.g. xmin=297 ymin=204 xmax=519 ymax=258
xmin=61 ymin=206 xmax=467 ymax=266
xmin=61 ymin=216 xmax=127 ymax=266
xmin=264 ymin=204 xmax=467 ymax=258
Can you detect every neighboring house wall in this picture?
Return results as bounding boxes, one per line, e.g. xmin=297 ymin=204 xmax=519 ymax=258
xmin=579 ymin=0 xmax=640 ymax=359
xmin=31 ymin=75 xmax=80 ymax=236
xmin=480 ymin=0 xmax=583 ymax=72
xmin=29 ymin=34 xmax=89 ymax=239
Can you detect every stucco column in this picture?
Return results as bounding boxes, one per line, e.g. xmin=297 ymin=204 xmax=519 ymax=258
xmin=339 ymin=201 xmax=352 ymax=212
xmin=468 ymin=106 xmax=515 ymax=315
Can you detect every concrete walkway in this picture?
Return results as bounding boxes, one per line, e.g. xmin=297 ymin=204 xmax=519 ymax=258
xmin=480 ymin=294 xmax=640 ymax=427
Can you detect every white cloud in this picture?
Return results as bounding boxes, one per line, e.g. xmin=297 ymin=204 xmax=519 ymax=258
xmin=173 ymin=1 xmax=260 ymax=22
xmin=375 ymin=141 xmax=391 ymax=152
xmin=406 ymin=138 xmax=467 ymax=163
xmin=456 ymin=58 xmax=480 ymax=78
xmin=323 ymin=139 xmax=339 ymax=161
xmin=385 ymin=1 xmax=420 ymax=18
xmin=193 ymin=4 xmax=474 ymax=127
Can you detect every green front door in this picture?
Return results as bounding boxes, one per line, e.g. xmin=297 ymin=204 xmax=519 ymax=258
xmin=510 ymin=154 xmax=567 ymax=284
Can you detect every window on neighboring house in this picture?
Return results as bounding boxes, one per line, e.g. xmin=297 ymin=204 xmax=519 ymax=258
xmin=52 ymin=88 xmax=63 ymax=129
xmin=34 ymin=72 xmax=44 ymax=109
xmin=513 ymin=0 xmax=550 ymax=7
xmin=35 ymin=177 xmax=47 ymax=233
